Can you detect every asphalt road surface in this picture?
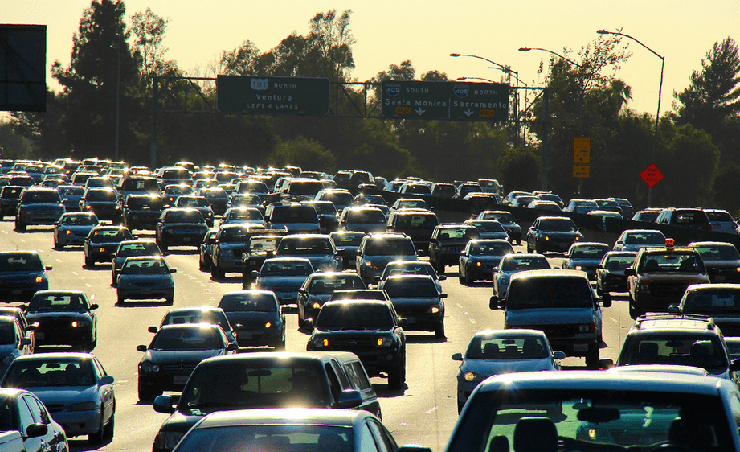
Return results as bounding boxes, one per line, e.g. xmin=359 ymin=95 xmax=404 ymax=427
xmin=0 ymin=221 xmax=636 ymax=452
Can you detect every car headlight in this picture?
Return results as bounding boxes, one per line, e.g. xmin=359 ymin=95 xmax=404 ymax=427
xmin=376 ymin=336 xmax=394 ymax=347
xmin=463 ymin=371 xmax=483 ymax=382
xmin=140 ymin=361 xmax=160 ymax=373
xmin=154 ymin=431 xmax=185 ymax=450
xmin=65 ymin=230 xmax=72 ymax=235
xmin=35 ymin=276 xmax=44 ymax=283
xmin=68 ymin=401 xmax=97 ymax=411
xmin=429 ymin=305 xmax=442 ymax=315
xmin=312 ymin=337 xmax=329 ymax=348
xmin=310 ymin=301 xmax=322 ymax=309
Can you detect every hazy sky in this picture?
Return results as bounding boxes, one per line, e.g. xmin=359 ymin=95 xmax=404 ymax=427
xmin=6 ymin=0 xmax=739 ymax=116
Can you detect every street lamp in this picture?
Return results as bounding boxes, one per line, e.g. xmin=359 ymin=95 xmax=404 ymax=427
xmin=597 ymin=29 xmax=664 ymax=207
xmin=520 ymin=46 xmax=586 ymax=195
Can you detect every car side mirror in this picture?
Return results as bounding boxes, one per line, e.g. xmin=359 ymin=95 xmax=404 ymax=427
xmin=152 ymin=395 xmax=176 ymax=413
xmin=336 ymin=389 xmax=363 ymax=408
xmin=596 ymin=264 xmax=603 ymax=269
xmin=44 ymin=265 xmax=53 ymax=271
xmin=489 ymin=295 xmax=499 ymax=310
xmin=137 ymin=344 xmax=147 ymax=352
xmin=170 ymin=268 xmax=177 ymax=273
xmin=89 ymin=303 xmax=99 ymax=310
xmin=148 ymin=326 xmax=158 ymax=333
xmin=601 ymin=294 xmax=612 ymax=308
xmin=452 ymin=352 xmax=463 ymax=361
xmin=439 ymin=293 xmax=448 ymax=299
xmin=667 ymin=304 xmax=680 ymax=313
xmin=25 ymin=423 xmax=47 ymax=439
xmin=552 ymin=351 xmax=567 ymax=360
xmin=99 ymin=375 xmax=114 ymax=385
xmin=251 ymin=270 xmax=260 ymax=279
xmin=438 ymin=275 xmax=447 ymax=281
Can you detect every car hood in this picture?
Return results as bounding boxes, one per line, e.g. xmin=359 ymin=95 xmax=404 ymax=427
xmin=29 ymin=386 xmax=101 ymax=405
xmin=505 ymin=307 xmax=595 ymax=326
xmin=225 ymin=311 xmax=279 ymax=328
xmin=461 ymin=357 xmax=556 ymax=376
xmin=144 ymin=348 xmax=224 ymax=364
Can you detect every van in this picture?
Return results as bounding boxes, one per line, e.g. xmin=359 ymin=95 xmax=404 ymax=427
xmin=152 ymin=351 xmax=380 ymax=451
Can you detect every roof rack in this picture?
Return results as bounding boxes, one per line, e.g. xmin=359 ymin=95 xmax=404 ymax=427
xmin=635 ymin=313 xmax=715 ymax=330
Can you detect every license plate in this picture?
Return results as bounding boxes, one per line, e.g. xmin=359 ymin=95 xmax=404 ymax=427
xmin=183 ymin=237 xmax=191 ymax=242
xmin=574 ymin=343 xmax=589 ymax=352
xmin=173 ymin=376 xmax=189 ymax=385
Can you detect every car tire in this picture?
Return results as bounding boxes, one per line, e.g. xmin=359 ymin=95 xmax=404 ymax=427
xmin=158 ymin=239 xmax=168 ymax=252
xmin=586 ymin=344 xmax=599 ymax=369
xmin=526 ymin=242 xmax=533 ymax=253
xmin=458 ymin=272 xmax=465 ymax=284
xmin=116 ymin=294 xmax=124 ymax=304
xmin=464 ymin=268 xmax=473 ymax=285
xmin=15 ymin=218 xmax=25 ymax=232
xmin=54 ymin=239 xmax=63 ymax=250
xmin=89 ymin=411 xmax=107 ymax=445
xmin=212 ymin=266 xmax=224 ymax=280
xmin=138 ymin=381 xmax=160 ymax=403
xmin=388 ymin=364 xmax=406 ymax=389
xmin=435 ymin=322 xmax=445 ymax=338
xmin=85 ymin=256 xmax=94 ymax=267
xmin=103 ymin=413 xmax=114 ymax=442
xmin=628 ymin=296 xmax=640 ymax=319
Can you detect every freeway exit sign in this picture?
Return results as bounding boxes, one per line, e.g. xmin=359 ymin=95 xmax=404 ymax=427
xmin=381 ymin=80 xmax=509 ymax=121
xmin=216 ymin=75 xmax=330 ymax=115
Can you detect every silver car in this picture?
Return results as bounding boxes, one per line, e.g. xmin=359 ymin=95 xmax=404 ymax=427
xmin=492 ymin=253 xmax=550 ymax=303
xmin=53 ymin=212 xmax=100 ymax=248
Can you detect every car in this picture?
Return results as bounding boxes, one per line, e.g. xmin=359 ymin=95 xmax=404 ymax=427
xmin=526 ymin=216 xmax=583 ymax=254
xmin=491 ymin=253 xmax=550 ymax=303
xmin=704 ymin=208 xmax=739 ymax=234
xmin=227 ymin=192 xmax=264 ymax=211
xmin=625 ymin=245 xmax=710 ymax=318
xmin=156 ymin=306 xmax=238 ymax=347
xmin=169 ymin=408 xmax=428 ymax=452
xmin=428 ymin=224 xmax=481 ymax=273
xmin=254 ymin=257 xmax=313 ymax=306
xmin=447 ymin=371 xmax=740 ymax=451
xmin=688 ymin=241 xmax=740 ymax=283
xmin=274 ymin=233 xmax=342 ymax=272
xmin=53 ymin=211 xmax=100 ymax=248
xmin=162 ymin=184 xmax=192 ymax=208
xmin=382 ymin=274 xmax=446 ymax=337
xmin=0 ymin=186 xmax=23 ymax=219
xmin=280 ymin=179 xmax=326 ymax=203
xmin=25 ymin=290 xmax=98 ymax=352
xmin=300 ymin=200 xmax=339 ymax=233
xmin=677 ymin=283 xmax=740 ymax=337
xmin=613 ymin=228 xmax=666 ymax=252
xmin=463 ymin=219 xmax=509 ymax=241
xmin=475 ymin=210 xmax=521 ymax=244
xmin=656 ymin=207 xmax=712 ymax=232
xmin=116 ymin=256 xmax=176 ymax=304
xmin=385 ymin=209 xmax=439 ymax=254
xmin=156 ymin=207 xmax=209 ymax=251
xmin=79 ymin=187 xmax=120 ymax=223
xmin=0 ymin=388 xmax=68 ymax=452
xmin=452 ymin=330 xmax=564 ymax=412
xmin=0 ymin=251 xmax=51 ymax=303
xmin=2 ymin=353 xmax=115 ymax=444
xmin=458 ymin=239 xmax=514 ymax=284
xmin=136 ymin=323 xmax=237 ymax=401
xmin=199 ymin=187 xmax=228 ymax=216
xmin=595 ymin=251 xmax=637 ymax=300
xmin=307 ymin=300 xmax=407 ymax=388
xmin=297 ymin=272 xmax=366 ymax=328
xmin=0 ymin=306 xmax=34 ymax=351
xmin=197 ymin=230 xmax=218 ymax=272
xmin=110 ymin=239 xmax=162 ymax=286
xmin=210 ymin=224 xmax=267 ymax=279
xmin=564 ymin=198 xmax=598 ymax=214
xmin=151 ymin=352 xmax=381 ymax=452
xmin=174 ymin=196 xmax=214 ymax=227
xmin=497 ymin=269 xmax=608 ymax=367
xmin=562 ymin=242 xmax=610 ymax=280
xmin=0 ymin=316 xmax=33 ymax=376
xmin=632 ymin=207 xmax=663 ymax=222
xmin=122 ymin=194 xmax=164 ymax=231
xmin=220 ymin=206 xmax=264 ymax=226
xmin=14 ymin=187 xmax=65 ymax=231
xmin=390 ymin=198 xmax=429 ymax=212
xmin=329 ymin=231 xmax=366 ymax=269
xmin=240 ymin=230 xmax=291 ymax=287
xmin=264 ymin=204 xmax=320 ymax=233
xmin=339 ymin=206 xmax=387 ymax=233
xmin=379 ymin=260 xmax=446 ymax=293
xmin=356 ymin=233 xmax=419 ymax=285
xmin=83 ymin=225 xmax=134 ymax=267
xmin=616 ymin=314 xmax=740 ymax=382
xmin=218 ymin=290 xmax=285 ymax=349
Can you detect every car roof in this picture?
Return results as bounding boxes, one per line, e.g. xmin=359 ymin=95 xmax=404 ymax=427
xmin=510 ymin=269 xmax=588 ymax=281
xmin=199 ymin=351 xmax=361 ymax=366
xmin=194 ymin=408 xmax=371 ymax=429
xmin=631 ymin=314 xmax=717 ymax=333
xmin=14 ymin=352 xmax=93 ymax=362
xmin=471 ymin=329 xmax=548 ymax=339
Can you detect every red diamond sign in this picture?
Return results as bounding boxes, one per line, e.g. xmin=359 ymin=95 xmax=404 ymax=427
xmin=640 ymin=163 xmax=664 ymax=188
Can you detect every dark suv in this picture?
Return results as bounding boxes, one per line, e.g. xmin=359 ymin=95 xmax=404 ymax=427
xmin=428 ymin=224 xmax=481 ymax=273
xmin=123 ymin=194 xmax=164 ymax=231
xmin=307 ymin=300 xmax=407 ymax=388
xmin=0 ymin=186 xmax=23 ymax=219
xmin=655 ymin=207 xmax=711 ymax=231
xmin=356 ymin=233 xmax=418 ymax=285
xmin=80 ymin=188 xmax=121 ymax=222
xmin=15 ymin=187 xmax=65 ymax=231
xmin=526 ymin=216 xmax=583 ymax=254
xmin=156 ymin=208 xmax=209 ymax=251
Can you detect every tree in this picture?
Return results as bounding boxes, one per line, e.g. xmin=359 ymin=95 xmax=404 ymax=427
xmin=713 ymin=161 xmax=740 ymax=215
xmin=497 ymin=147 xmax=540 ymax=192
xmin=130 ymin=8 xmax=179 ymax=86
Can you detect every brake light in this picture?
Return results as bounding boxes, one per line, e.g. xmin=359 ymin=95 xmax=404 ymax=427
xmin=665 ymin=238 xmax=674 ymax=248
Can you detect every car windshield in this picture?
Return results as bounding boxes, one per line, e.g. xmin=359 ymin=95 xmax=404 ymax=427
xmin=60 ymin=214 xmax=98 ymax=225
xmin=603 ymin=254 xmax=636 ymax=270
xmin=471 ymin=242 xmax=513 ymax=256
xmin=449 ymin=389 xmax=732 ymax=452
xmin=261 ymin=261 xmax=313 ymax=277
xmin=316 ymin=304 xmax=394 ymax=329
xmin=395 ymin=214 xmax=438 ymax=229
xmin=682 ymin=289 xmax=740 ymax=314
xmin=219 ymin=227 xmax=252 ymax=241
xmin=640 ymin=253 xmax=705 ymax=273
xmin=438 ymin=228 xmax=478 ymax=240
xmin=165 ymin=211 xmax=204 ymax=224
xmin=162 ymin=311 xmax=229 ymax=331
xmin=507 ymin=278 xmax=592 ymax=309
xmin=227 ymin=210 xmax=262 ymax=221
xmin=175 ymin=425 xmax=352 ymax=452
xmin=692 ymin=245 xmax=740 ymax=261
xmin=150 ymin=328 xmax=223 ymax=351
xmin=117 ymin=242 xmax=160 ymax=257
xmin=469 ymin=221 xmax=505 ymax=233
xmin=619 ymin=335 xmax=728 ymax=370
xmin=3 ymin=360 xmax=95 ymax=388
xmin=219 ymin=294 xmax=277 ymax=312
xmin=277 ymin=239 xmax=332 ymax=255
xmin=0 ymin=254 xmax=42 ymax=272
xmin=347 ymin=209 xmax=385 ymax=224
xmin=570 ymin=245 xmax=609 ymax=259
xmin=179 ymin=360 xmax=331 ymax=410
xmin=309 ymin=276 xmax=365 ymax=294
xmin=365 ymin=239 xmax=416 ymax=256
xmin=624 ymin=231 xmax=665 ymax=245
xmin=384 ymin=263 xmax=436 ymax=279
xmin=271 ymin=207 xmax=317 ymax=223
xmin=178 ymin=197 xmax=209 ymax=208
xmin=500 ymin=256 xmax=550 ymax=272
xmin=481 ymin=212 xmax=514 ymax=223
xmin=90 ymin=228 xmax=131 ymax=241
xmin=121 ymin=259 xmax=169 ymax=274
xmin=539 ymin=219 xmax=576 ymax=232
xmin=466 ymin=335 xmax=549 ymax=359
xmin=28 ymin=293 xmax=87 ymax=311
xmin=289 ymin=181 xmax=324 ymax=196
xmin=330 ymin=233 xmax=365 ymax=246
xmin=383 ymin=278 xmax=438 ymax=298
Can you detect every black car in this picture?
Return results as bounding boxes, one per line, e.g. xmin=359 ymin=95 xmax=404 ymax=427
xmin=15 ymin=187 xmax=65 ymax=231
xmin=0 ymin=251 xmax=51 ymax=302
xmin=0 ymin=185 xmax=23 ymax=219
xmin=83 ymin=225 xmax=134 ymax=266
xmin=80 ymin=188 xmax=121 ymax=223
xmin=111 ymin=239 xmax=163 ymax=286
xmin=689 ymin=241 xmax=740 ymax=283
xmin=25 ymin=290 xmax=98 ymax=351
xmin=307 ymin=300 xmax=407 ymax=388
xmin=428 ymin=224 xmax=481 ymax=273
xmin=122 ymin=194 xmax=164 ymax=231
xmin=595 ymin=251 xmax=637 ymax=301
xmin=136 ymin=323 xmax=236 ymax=401
xmin=218 ymin=290 xmax=285 ymax=349
xmin=198 ymin=230 xmax=218 ymax=271
xmin=58 ymin=185 xmax=85 ymax=213
xmin=156 ymin=207 xmax=209 ymax=251
xmin=526 ymin=216 xmax=584 ymax=254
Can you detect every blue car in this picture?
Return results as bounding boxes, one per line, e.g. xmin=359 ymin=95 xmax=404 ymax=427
xmin=116 ymin=256 xmax=176 ymax=304
xmin=0 ymin=251 xmax=51 ymax=303
xmin=53 ymin=212 xmax=100 ymax=248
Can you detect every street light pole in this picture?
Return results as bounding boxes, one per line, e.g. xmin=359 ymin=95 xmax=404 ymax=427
xmin=597 ymin=30 xmax=664 ymax=207
xmin=114 ymin=33 xmax=121 ymax=162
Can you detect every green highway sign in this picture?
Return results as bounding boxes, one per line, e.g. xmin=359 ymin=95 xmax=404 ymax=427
xmin=381 ymin=80 xmax=509 ymax=121
xmin=217 ymin=76 xmax=330 ymax=115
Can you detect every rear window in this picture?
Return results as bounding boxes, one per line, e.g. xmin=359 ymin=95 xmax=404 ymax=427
xmin=674 ymin=210 xmax=709 ymax=225
xmin=619 ymin=334 xmax=727 ymax=369
xmin=121 ymin=178 xmax=158 ymax=192
xmin=127 ymin=196 xmax=163 ymax=210
xmin=270 ymin=207 xmax=318 ymax=223
xmin=219 ymin=293 xmax=278 ymax=312
xmin=0 ymin=253 xmax=42 ymax=272
xmin=21 ymin=191 xmax=60 ymax=203
xmin=683 ymin=288 xmax=740 ymax=314
xmin=165 ymin=211 xmax=204 ymax=224
xmin=150 ymin=327 xmax=223 ymax=351
xmin=346 ymin=209 xmax=385 ymax=224
xmin=383 ymin=277 xmax=438 ymax=298
xmin=364 ymin=238 xmax=416 ymax=256
xmin=539 ymin=219 xmax=577 ymax=232
xmin=289 ymin=181 xmax=324 ymax=196
xmin=316 ymin=304 xmax=393 ymax=329
xmin=705 ymin=211 xmax=734 ymax=222
xmin=309 ymin=275 xmax=365 ymax=294
xmin=395 ymin=214 xmax=439 ymax=229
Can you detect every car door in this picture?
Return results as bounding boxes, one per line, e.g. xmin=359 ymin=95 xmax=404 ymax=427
xmin=93 ymin=358 xmax=115 ymax=422
xmin=19 ymin=394 xmax=46 ymax=452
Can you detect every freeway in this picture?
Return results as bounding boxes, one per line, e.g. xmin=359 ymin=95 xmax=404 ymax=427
xmin=0 ymin=221 xmax=636 ymax=452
